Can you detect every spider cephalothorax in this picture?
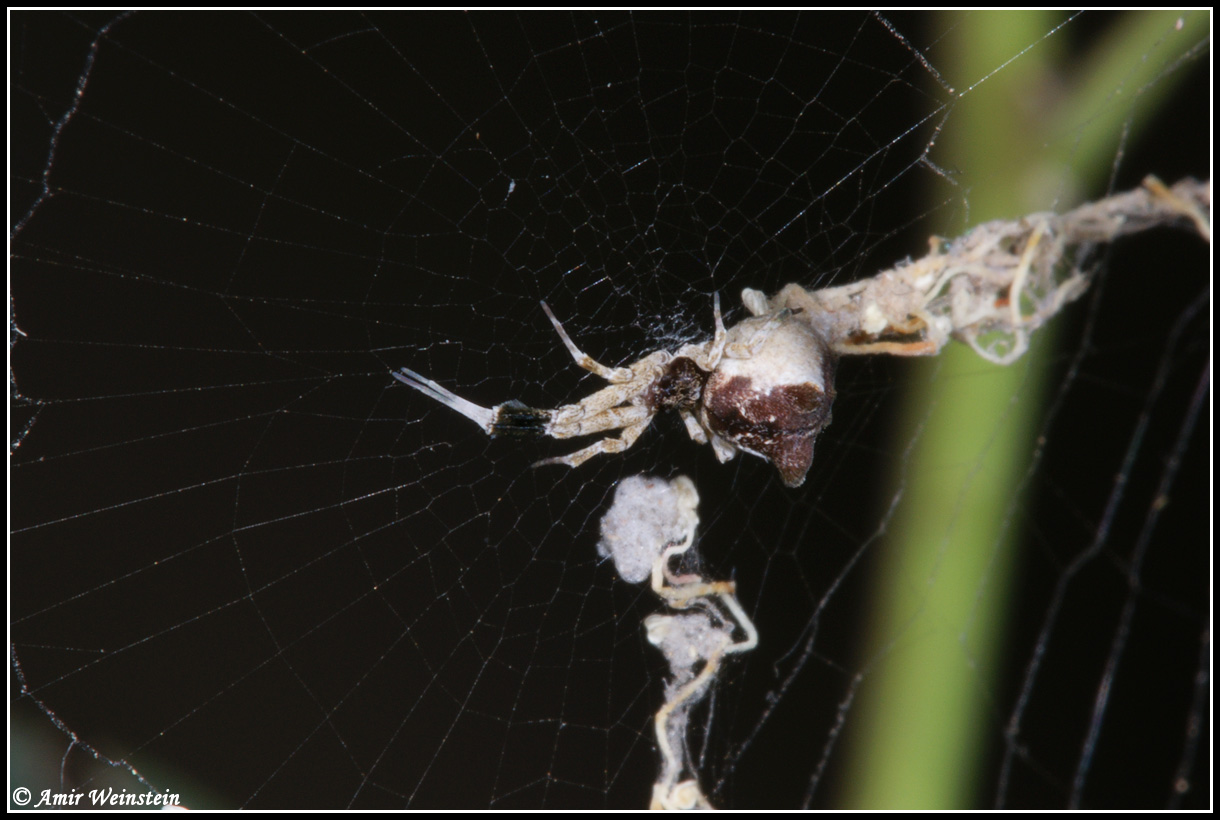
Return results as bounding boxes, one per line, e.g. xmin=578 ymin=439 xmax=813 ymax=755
xmin=394 ymin=292 xmax=836 ymax=487
xmin=644 ymin=357 xmax=708 ymax=414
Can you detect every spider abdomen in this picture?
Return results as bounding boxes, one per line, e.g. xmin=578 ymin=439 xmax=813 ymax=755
xmin=700 ymin=316 xmax=836 ymax=488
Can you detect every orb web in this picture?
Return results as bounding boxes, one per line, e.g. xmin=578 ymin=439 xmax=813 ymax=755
xmin=10 ymin=11 xmax=1209 ymax=809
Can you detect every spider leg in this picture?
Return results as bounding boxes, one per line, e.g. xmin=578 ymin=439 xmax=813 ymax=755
xmin=393 ymin=368 xmax=551 ymax=438
xmin=393 ymin=367 xmax=497 ymax=432
xmin=707 ymin=433 xmax=738 ymax=464
xmin=678 ymin=409 xmax=708 ymax=444
xmin=549 ymin=404 xmax=651 ymax=439
xmin=533 ymin=417 xmax=652 ymax=469
xmin=684 ymin=292 xmax=727 ymax=372
xmin=540 ymin=301 xmax=635 ymax=383
xmin=709 ymin=291 xmax=726 ymax=362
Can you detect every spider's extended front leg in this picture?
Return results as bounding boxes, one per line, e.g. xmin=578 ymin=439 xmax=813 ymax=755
xmin=391 ymin=367 xmax=552 ymax=438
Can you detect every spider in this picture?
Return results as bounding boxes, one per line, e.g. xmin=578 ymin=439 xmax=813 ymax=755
xmin=393 ymin=293 xmax=836 ymax=487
